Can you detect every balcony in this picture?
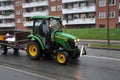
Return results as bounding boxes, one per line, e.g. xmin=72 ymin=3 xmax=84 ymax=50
xmin=23 ymin=21 xmax=33 ymax=27
xmin=62 ymin=0 xmax=85 ymax=3
xmin=0 ymin=14 xmax=15 ymax=19
xmin=119 ymin=3 xmax=120 ymax=9
xmin=0 ymin=5 xmax=14 ymax=11
xmin=63 ymin=18 xmax=95 ymax=25
xmin=23 ymin=10 xmax=49 ymax=17
xmin=22 ymin=1 xmax=48 ymax=8
xmin=0 ymin=0 xmax=13 ymax=1
xmin=119 ymin=17 xmax=120 ymax=22
xmin=62 ymin=6 xmax=95 ymax=14
xmin=0 ymin=22 xmax=15 ymax=27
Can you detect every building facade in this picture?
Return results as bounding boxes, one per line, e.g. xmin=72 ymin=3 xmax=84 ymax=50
xmin=96 ymin=0 xmax=119 ymax=28
xmin=0 ymin=0 xmax=15 ymax=29
xmin=0 ymin=0 xmax=120 ymax=30
xmin=62 ymin=0 xmax=96 ymax=28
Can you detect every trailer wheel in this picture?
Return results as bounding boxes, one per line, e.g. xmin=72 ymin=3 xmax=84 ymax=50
xmin=0 ymin=45 xmax=7 ymax=55
xmin=13 ymin=48 xmax=19 ymax=55
xmin=27 ymin=42 xmax=43 ymax=60
xmin=55 ymin=51 xmax=70 ymax=65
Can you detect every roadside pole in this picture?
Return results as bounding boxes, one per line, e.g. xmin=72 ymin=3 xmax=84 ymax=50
xmin=107 ymin=0 xmax=110 ymax=46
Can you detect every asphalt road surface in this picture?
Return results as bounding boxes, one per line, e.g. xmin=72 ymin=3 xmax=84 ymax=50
xmin=0 ymin=48 xmax=120 ymax=80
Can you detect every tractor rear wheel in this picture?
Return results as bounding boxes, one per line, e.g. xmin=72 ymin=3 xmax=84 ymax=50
xmin=55 ymin=51 xmax=70 ymax=65
xmin=27 ymin=42 xmax=43 ymax=60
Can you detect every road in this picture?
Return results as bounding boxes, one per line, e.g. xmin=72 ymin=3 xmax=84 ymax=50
xmin=0 ymin=48 xmax=120 ymax=80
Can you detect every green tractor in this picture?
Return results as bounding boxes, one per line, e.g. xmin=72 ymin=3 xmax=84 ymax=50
xmin=27 ymin=15 xmax=86 ymax=65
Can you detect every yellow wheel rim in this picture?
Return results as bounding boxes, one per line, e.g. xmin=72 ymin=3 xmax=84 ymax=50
xmin=29 ymin=45 xmax=37 ymax=57
xmin=57 ymin=53 xmax=66 ymax=63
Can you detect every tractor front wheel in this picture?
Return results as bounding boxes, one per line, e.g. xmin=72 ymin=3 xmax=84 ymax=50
xmin=27 ymin=42 xmax=43 ymax=60
xmin=55 ymin=51 xmax=70 ymax=65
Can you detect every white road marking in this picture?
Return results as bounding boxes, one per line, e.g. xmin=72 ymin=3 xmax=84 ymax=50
xmin=0 ymin=65 xmax=56 ymax=80
xmin=80 ymin=55 xmax=120 ymax=61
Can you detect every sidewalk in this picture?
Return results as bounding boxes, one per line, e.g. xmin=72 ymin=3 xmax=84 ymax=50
xmin=80 ymin=39 xmax=120 ymax=50
xmin=80 ymin=39 xmax=120 ymax=44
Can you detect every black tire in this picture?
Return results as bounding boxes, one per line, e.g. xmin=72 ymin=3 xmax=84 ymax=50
xmin=73 ymin=53 xmax=80 ymax=59
xmin=55 ymin=51 xmax=70 ymax=65
xmin=13 ymin=48 xmax=19 ymax=55
xmin=73 ymin=49 xmax=80 ymax=59
xmin=27 ymin=42 xmax=43 ymax=60
xmin=0 ymin=45 xmax=7 ymax=55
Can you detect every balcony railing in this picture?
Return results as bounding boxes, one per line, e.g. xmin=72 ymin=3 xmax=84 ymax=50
xmin=23 ymin=10 xmax=49 ymax=17
xmin=119 ymin=17 xmax=120 ymax=22
xmin=23 ymin=21 xmax=33 ymax=27
xmin=0 ymin=5 xmax=14 ymax=11
xmin=62 ymin=6 xmax=95 ymax=14
xmin=22 ymin=1 xmax=48 ymax=8
xmin=0 ymin=22 xmax=15 ymax=27
xmin=0 ymin=0 xmax=13 ymax=1
xmin=63 ymin=18 xmax=95 ymax=25
xmin=0 ymin=14 xmax=15 ymax=19
xmin=62 ymin=0 xmax=85 ymax=3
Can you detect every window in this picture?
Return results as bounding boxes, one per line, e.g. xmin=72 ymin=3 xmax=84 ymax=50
xmin=81 ymin=14 xmax=86 ymax=19
xmin=109 ymin=11 xmax=115 ymax=18
xmin=67 ymin=3 xmax=72 ymax=8
xmin=80 ymin=3 xmax=86 ymax=7
xmin=16 ymin=1 xmax=20 ymax=6
xmin=109 ymin=0 xmax=116 ymax=5
xmin=88 ymin=13 xmax=95 ymax=19
xmin=51 ymin=6 xmax=56 ymax=11
xmin=99 ymin=0 xmax=106 ymax=7
xmin=88 ymin=2 xmax=95 ymax=6
xmin=51 ymin=0 xmax=55 ymax=1
xmin=16 ymin=10 xmax=22 ymax=15
xmin=99 ymin=12 xmax=106 ymax=19
xmin=73 ymin=14 xmax=79 ymax=19
xmin=17 ymin=18 xmax=23 ymax=23
xmin=99 ymin=24 xmax=105 ymax=28
xmin=67 ymin=15 xmax=72 ymax=20
xmin=57 ymin=5 xmax=62 ymax=11
xmin=73 ymin=2 xmax=79 ymax=8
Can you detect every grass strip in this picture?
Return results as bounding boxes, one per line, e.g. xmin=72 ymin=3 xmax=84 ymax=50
xmin=63 ymin=28 xmax=120 ymax=40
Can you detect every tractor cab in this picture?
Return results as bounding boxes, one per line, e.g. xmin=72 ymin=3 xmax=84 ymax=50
xmin=32 ymin=16 xmax=62 ymax=48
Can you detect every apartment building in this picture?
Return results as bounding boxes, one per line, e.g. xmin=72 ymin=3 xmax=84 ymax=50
xmin=0 ymin=0 xmax=15 ymax=29
xmin=62 ymin=0 xmax=120 ymax=28
xmin=0 ymin=0 xmax=120 ymax=30
xmin=96 ymin=0 xmax=119 ymax=28
xmin=62 ymin=0 xmax=96 ymax=28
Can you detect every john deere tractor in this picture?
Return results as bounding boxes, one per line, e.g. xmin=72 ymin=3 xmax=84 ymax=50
xmin=27 ymin=15 xmax=86 ymax=65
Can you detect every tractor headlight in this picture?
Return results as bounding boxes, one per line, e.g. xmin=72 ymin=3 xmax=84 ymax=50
xmin=74 ymin=39 xmax=80 ymax=43
xmin=74 ymin=40 xmax=77 ymax=43
xmin=77 ymin=39 xmax=80 ymax=42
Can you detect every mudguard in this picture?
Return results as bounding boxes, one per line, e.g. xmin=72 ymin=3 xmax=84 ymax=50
xmin=28 ymin=34 xmax=45 ymax=50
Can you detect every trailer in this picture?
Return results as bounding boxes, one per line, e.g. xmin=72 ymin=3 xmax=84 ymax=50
xmin=0 ymin=30 xmax=30 ymax=54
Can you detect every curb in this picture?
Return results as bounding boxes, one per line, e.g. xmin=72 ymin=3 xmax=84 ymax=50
xmin=80 ymin=39 xmax=120 ymax=44
xmin=88 ymin=45 xmax=120 ymax=51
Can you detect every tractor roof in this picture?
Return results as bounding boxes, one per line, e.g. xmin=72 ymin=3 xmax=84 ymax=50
xmin=30 ymin=15 xmax=61 ymax=20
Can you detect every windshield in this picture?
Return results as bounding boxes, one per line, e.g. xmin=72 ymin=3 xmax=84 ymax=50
xmin=34 ymin=20 xmax=42 ymax=27
xmin=49 ymin=19 xmax=62 ymax=32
